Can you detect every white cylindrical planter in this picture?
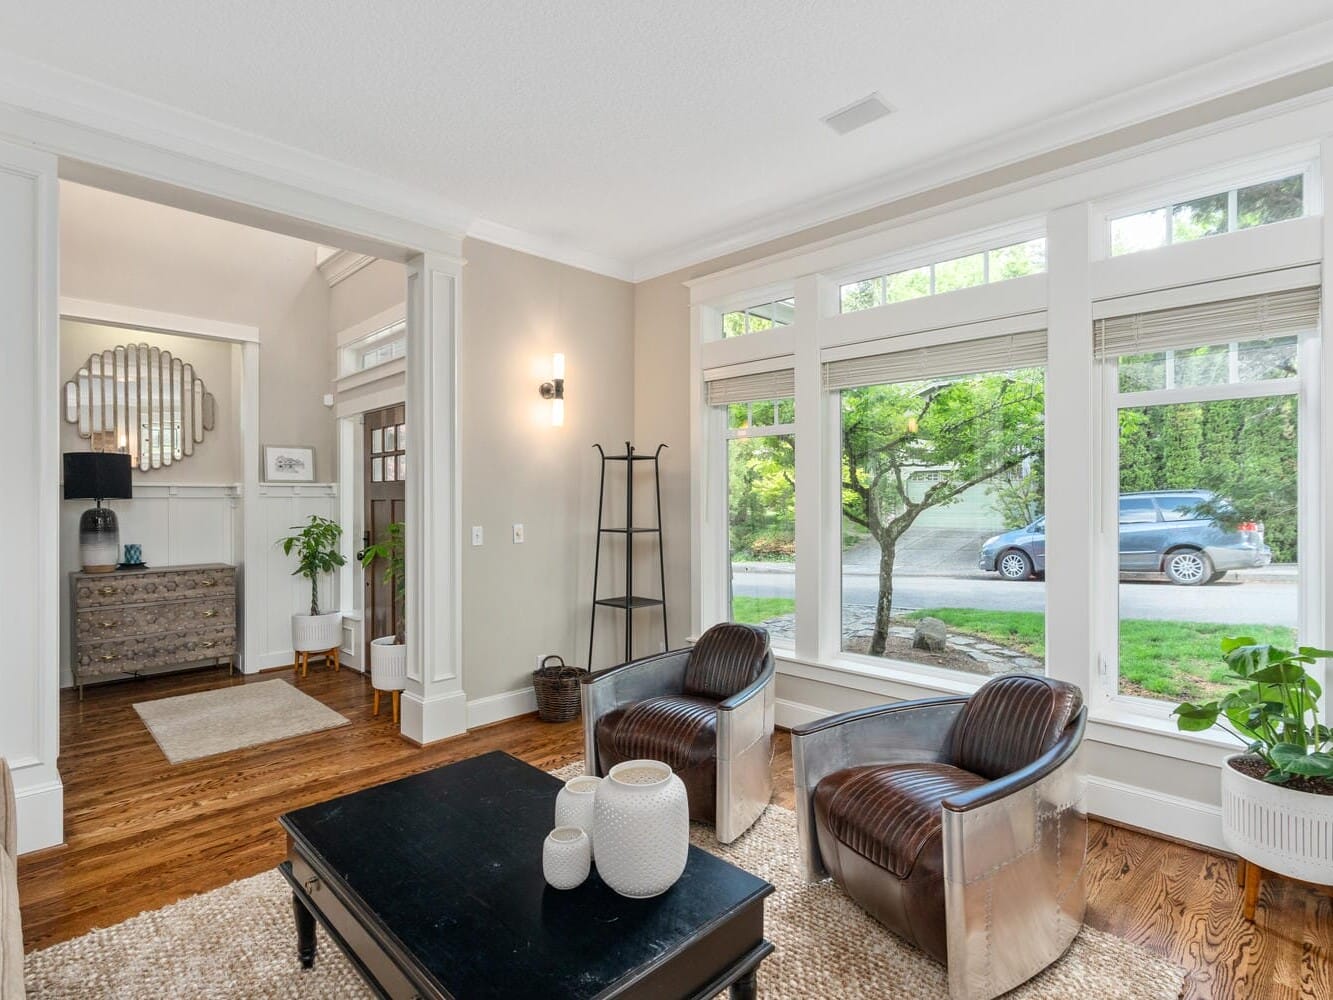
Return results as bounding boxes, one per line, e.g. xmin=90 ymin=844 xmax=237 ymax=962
xmin=555 ymin=775 xmax=602 ymax=845
xmin=292 ymin=612 xmax=343 ymax=652
xmin=592 ymin=759 xmax=689 ymax=899
xmin=1222 ymin=753 xmax=1333 ymax=884
xmin=543 ymin=826 xmax=591 ymax=890
xmin=369 ymin=637 xmax=408 ymax=691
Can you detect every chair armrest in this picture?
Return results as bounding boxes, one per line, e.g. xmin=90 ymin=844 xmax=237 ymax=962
xmin=717 ymin=651 xmax=775 ymax=713
xmin=940 ymin=709 xmax=1088 ymax=1000
xmin=790 ymin=696 xmax=967 ymax=882
xmin=580 ymin=649 xmax=691 ymax=775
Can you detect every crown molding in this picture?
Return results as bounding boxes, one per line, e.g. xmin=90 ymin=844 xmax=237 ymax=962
xmin=630 ymin=20 xmax=1333 ymax=282
xmin=465 ymin=219 xmax=635 ymax=282
xmin=317 ymin=248 xmax=376 ymax=287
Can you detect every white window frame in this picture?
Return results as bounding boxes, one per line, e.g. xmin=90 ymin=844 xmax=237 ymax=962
xmin=339 ymin=319 xmax=407 ymax=378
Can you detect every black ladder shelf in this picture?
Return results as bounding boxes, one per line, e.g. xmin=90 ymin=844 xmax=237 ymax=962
xmin=589 ymin=442 xmax=669 ymax=667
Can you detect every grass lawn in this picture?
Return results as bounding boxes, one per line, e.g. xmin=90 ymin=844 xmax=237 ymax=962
xmin=909 ymin=608 xmax=1294 ymax=701
xmin=731 ymin=596 xmax=795 ymax=625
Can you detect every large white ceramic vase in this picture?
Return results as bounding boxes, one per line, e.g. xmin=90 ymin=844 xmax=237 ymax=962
xmin=369 ymin=637 xmax=408 ymax=691
xmin=1222 ymin=753 xmax=1333 ymax=884
xmin=291 ymin=612 xmax=342 ymax=652
xmin=592 ymin=759 xmax=689 ymax=898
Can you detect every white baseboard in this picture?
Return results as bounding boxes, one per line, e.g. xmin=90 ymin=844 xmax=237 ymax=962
xmin=1087 ymin=775 xmax=1225 ymax=852
xmin=15 ymin=778 xmax=64 ymax=855
xmin=775 ymin=697 xmax=833 ymax=729
xmin=467 ymin=687 xmax=538 ymax=729
xmin=251 ymin=650 xmax=298 ymax=671
xmin=401 ymin=689 xmax=468 ymax=744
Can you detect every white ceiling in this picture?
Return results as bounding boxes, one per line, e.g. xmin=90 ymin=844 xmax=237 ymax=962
xmin=3 ymin=1 xmax=1333 ymax=279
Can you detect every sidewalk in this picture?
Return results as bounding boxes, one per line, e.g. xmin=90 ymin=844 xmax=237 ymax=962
xmin=732 ymin=560 xmax=1299 ymax=582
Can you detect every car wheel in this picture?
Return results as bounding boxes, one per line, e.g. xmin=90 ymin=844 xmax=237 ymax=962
xmin=1207 ymin=570 xmax=1228 ymax=584
xmin=1165 ymin=549 xmax=1212 ymax=586
xmin=997 ymin=549 xmax=1033 ymax=581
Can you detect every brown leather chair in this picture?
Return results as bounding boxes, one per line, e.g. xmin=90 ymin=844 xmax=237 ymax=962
xmin=791 ymin=675 xmax=1087 ymax=1000
xmin=581 ymin=622 xmax=775 ymax=843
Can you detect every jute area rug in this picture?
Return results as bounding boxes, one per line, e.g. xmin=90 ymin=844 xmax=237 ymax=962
xmin=133 ymin=679 xmax=350 ymax=765
xmin=24 ymin=765 xmax=1186 ymax=999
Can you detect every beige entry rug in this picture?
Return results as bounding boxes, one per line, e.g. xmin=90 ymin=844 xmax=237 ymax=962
xmin=25 ymin=781 xmax=1185 ymax=999
xmin=133 ymin=679 xmax=350 ymax=765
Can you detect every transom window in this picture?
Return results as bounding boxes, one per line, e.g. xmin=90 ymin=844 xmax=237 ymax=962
xmin=721 ymin=298 xmax=795 ymax=339
xmin=839 ymin=238 xmax=1046 ymax=314
xmin=1109 ymin=172 xmax=1305 ymax=256
xmin=339 ymin=320 xmax=406 ymax=377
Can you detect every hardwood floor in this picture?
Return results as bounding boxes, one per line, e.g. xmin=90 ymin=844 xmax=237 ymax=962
xmin=17 ymin=667 xmax=1333 ymax=999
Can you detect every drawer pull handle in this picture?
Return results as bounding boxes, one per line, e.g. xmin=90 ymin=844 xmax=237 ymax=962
xmin=200 ymin=640 xmax=217 ymax=649
xmin=199 ymin=579 xmax=217 ymax=588
xmin=201 ymin=609 xmax=218 ymax=618
xmin=98 ymin=586 xmax=117 ymax=595
xmin=98 ymin=620 xmax=117 ymax=629
xmin=99 ymin=654 xmax=117 ymax=662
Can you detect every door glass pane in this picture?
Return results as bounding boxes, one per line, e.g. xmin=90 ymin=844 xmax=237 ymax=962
xmin=840 ymin=366 xmax=1047 ymax=677
xmin=371 ymin=428 xmax=383 ymax=454
xmin=384 ymin=425 xmax=396 ymax=451
xmin=396 ymin=424 xmax=406 ymax=451
xmin=1116 ymin=396 xmax=1296 ymax=702
xmin=371 ymin=457 xmax=383 ymax=482
xmin=728 ymin=433 xmax=795 ymax=646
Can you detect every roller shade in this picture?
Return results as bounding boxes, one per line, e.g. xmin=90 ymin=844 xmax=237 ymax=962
xmin=1095 ymin=286 xmax=1320 ymax=359
xmin=822 ymin=330 xmax=1047 ymax=391
xmin=704 ymin=368 xmax=795 ymax=405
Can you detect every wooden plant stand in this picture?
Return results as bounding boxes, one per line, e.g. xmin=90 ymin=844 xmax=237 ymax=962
xmin=1240 ymin=857 xmax=1333 ymax=921
xmin=294 ymin=646 xmax=340 ymax=678
xmin=372 ymin=688 xmax=402 ymax=724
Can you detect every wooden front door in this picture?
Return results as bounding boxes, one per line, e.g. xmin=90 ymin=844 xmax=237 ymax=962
xmin=363 ymin=404 xmax=405 ymax=658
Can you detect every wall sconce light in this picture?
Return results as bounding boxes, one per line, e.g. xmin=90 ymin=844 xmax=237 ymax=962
xmin=540 ymin=353 xmax=565 ymax=426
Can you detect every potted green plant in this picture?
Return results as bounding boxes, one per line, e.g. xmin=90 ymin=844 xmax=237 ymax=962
xmin=1174 ymin=638 xmax=1333 ymax=888
xmin=278 ymin=514 xmax=347 ymax=653
xmin=361 ymin=522 xmax=407 ymax=706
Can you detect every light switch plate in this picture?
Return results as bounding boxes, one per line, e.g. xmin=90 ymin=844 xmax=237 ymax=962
xmin=471 ymin=526 xmax=483 ymax=546
xmin=512 ymin=523 xmax=525 ymax=544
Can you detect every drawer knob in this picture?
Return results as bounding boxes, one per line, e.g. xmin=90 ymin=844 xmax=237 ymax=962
xmin=201 ymin=609 xmax=218 ymax=618
xmin=98 ymin=620 xmax=117 ymax=629
xmin=200 ymin=640 xmax=216 ymax=649
xmin=199 ymin=579 xmax=217 ymax=588
xmin=99 ymin=653 xmax=117 ymax=662
xmin=98 ymin=586 xmax=117 ymax=595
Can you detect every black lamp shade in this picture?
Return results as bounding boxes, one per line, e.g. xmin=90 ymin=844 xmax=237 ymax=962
xmin=63 ymin=452 xmax=133 ymax=501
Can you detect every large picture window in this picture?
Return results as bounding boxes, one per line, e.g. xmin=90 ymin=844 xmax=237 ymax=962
xmin=1099 ymin=289 xmax=1315 ymax=705
xmin=829 ymin=335 xmax=1047 ymax=679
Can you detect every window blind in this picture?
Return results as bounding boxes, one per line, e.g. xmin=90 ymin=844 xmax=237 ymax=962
xmin=1094 ymin=286 xmax=1320 ymax=359
xmin=821 ymin=330 xmax=1047 ymax=391
xmin=704 ymin=368 xmax=796 ymax=405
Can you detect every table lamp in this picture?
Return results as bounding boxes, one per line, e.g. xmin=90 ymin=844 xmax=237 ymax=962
xmin=64 ymin=452 xmax=133 ymax=573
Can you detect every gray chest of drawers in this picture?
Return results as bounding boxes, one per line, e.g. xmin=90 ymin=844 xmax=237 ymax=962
xmin=69 ymin=563 xmax=238 ymax=697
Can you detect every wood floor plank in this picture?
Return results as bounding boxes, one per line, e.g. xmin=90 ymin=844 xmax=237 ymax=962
xmin=15 ymin=665 xmax=1332 ymax=998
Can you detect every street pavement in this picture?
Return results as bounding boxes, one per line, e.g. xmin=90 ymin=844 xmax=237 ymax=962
xmin=732 ymin=567 xmax=1298 ymax=628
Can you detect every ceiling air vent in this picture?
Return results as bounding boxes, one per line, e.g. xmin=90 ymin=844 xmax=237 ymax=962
xmin=821 ymin=93 xmax=894 ymax=135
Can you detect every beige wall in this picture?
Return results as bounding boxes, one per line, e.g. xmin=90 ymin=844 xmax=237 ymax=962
xmin=60 ymin=182 xmax=336 ymax=480
xmin=331 ymin=258 xmax=406 ymax=338
xmin=459 ymin=238 xmax=635 ymax=701
xmin=60 ymin=321 xmax=239 ymax=485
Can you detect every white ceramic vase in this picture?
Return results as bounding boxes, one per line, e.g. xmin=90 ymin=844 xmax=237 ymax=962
xmin=592 ymin=759 xmax=689 ymax=899
xmin=291 ymin=611 xmax=343 ymax=652
xmin=1222 ymin=752 xmax=1333 ymax=884
xmin=555 ymin=775 xmax=601 ymax=845
xmin=369 ymin=636 xmax=408 ymax=691
xmin=543 ymin=826 xmax=591 ymax=890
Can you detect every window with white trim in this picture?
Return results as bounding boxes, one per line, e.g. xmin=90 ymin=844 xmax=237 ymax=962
xmin=339 ymin=320 xmax=406 ymax=377
xmin=1109 ymin=172 xmax=1306 ymax=256
xmin=1098 ymin=287 xmax=1316 ymax=705
xmin=839 ymin=238 xmax=1046 ymax=314
xmin=721 ymin=298 xmax=795 ymax=338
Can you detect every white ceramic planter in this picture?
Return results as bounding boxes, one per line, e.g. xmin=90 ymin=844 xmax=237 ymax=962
xmin=555 ymin=775 xmax=601 ymax=845
xmin=543 ymin=826 xmax=591 ymax=890
xmin=369 ymin=636 xmax=408 ymax=691
xmin=291 ymin=611 xmax=343 ymax=652
xmin=1221 ymin=753 xmax=1333 ymax=884
xmin=592 ymin=759 xmax=689 ymax=899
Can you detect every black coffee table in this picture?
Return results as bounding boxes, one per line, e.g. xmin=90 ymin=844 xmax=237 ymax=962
xmin=277 ymin=751 xmax=774 ymax=999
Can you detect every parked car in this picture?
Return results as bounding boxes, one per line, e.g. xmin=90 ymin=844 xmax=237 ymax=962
xmin=978 ymin=490 xmax=1271 ymax=585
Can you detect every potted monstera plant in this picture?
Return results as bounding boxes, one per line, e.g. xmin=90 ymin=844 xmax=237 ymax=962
xmin=279 ymin=514 xmax=347 ymax=654
xmin=361 ymin=521 xmax=407 ymax=710
xmin=1174 ymin=638 xmax=1333 ymax=891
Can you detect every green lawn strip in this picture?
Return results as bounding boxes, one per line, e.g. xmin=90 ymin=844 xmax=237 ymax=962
xmin=731 ymin=596 xmax=795 ymax=625
xmin=908 ymin=608 xmax=1294 ymax=702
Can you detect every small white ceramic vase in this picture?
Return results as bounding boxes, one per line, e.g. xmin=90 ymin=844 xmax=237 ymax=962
xmin=555 ymin=775 xmax=602 ymax=844
xmin=291 ymin=611 xmax=343 ymax=652
xmin=543 ymin=826 xmax=591 ymax=890
xmin=592 ymin=759 xmax=689 ymax=899
xmin=369 ymin=636 xmax=408 ymax=691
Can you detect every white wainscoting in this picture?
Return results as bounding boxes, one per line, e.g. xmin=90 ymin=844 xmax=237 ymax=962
xmin=59 ymin=484 xmax=239 ymax=688
xmin=249 ymin=484 xmax=340 ymax=671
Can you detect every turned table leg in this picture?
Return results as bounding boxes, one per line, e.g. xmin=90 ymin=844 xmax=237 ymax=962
xmin=293 ymin=892 xmax=317 ymax=969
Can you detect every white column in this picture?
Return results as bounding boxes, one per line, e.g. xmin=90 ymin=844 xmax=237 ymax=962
xmin=401 ymin=252 xmax=468 ymax=742
xmin=0 ymin=138 xmax=61 ymax=851
xmin=238 ymin=340 xmax=262 ymax=672
xmin=1043 ymin=204 xmax=1100 ymax=702
xmin=1315 ymin=139 xmax=1333 ymax=722
xmin=792 ymin=274 xmax=828 ymax=661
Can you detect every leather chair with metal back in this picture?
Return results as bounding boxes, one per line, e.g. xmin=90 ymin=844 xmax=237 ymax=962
xmin=581 ymin=622 xmax=776 ymax=844
xmin=790 ymin=674 xmax=1088 ymax=1000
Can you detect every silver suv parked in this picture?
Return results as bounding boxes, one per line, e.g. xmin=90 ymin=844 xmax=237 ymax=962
xmin=978 ymin=490 xmax=1272 ymax=585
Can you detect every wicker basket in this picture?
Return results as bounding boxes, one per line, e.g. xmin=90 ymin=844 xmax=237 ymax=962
xmin=533 ymin=655 xmax=588 ymax=723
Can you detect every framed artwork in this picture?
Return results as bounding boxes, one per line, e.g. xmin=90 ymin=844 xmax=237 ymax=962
xmin=263 ymin=444 xmax=315 ymax=482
